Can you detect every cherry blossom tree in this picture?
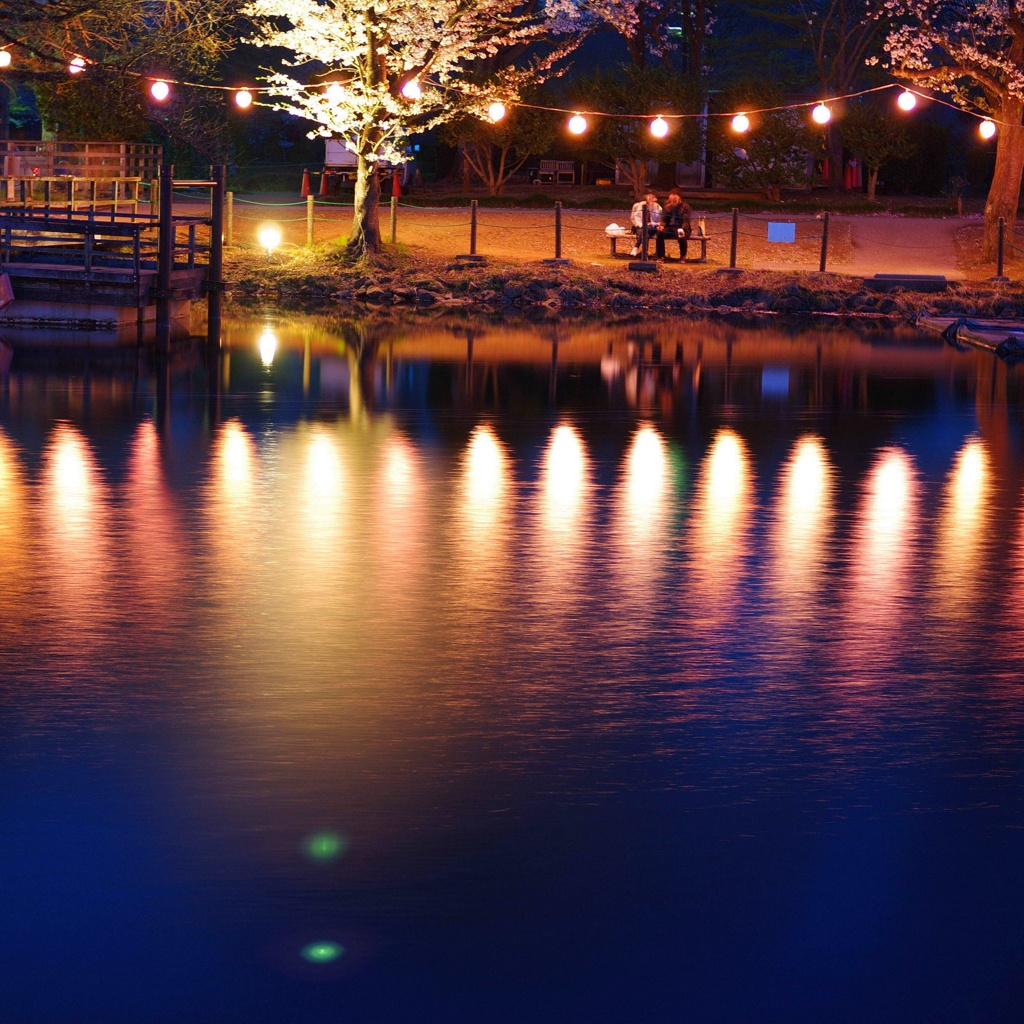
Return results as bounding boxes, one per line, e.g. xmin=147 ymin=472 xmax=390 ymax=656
xmin=244 ymin=0 xmax=636 ymax=260
xmin=879 ymin=0 xmax=1024 ymax=259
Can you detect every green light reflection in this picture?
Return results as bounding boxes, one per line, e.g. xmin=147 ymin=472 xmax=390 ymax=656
xmin=301 ymin=941 xmax=344 ymax=964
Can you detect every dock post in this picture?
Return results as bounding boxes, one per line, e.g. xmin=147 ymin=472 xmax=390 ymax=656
xmin=226 ymin=190 xmax=234 ymax=246
xmin=207 ymin=165 xmax=226 ymax=348
xmin=729 ymin=208 xmax=738 ymax=269
xmin=390 ymin=196 xmax=397 ymax=244
xmin=998 ymin=217 xmax=1005 ymax=278
xmin=156 ymin=163 xmax=174 ymax=348
xmin=306 ymin=194 xmax=314 ymax=247
xmin=470 ymin=200 xmax=478 ymax=256
xmin=819 ymin=211 xmax=829 ymax=273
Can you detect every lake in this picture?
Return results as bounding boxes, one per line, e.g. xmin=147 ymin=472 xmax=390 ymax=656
xmin=1 ymin=313 xmax=1023 ymax=1023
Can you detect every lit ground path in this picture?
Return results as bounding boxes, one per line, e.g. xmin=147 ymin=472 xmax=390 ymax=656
xmin=838 ymin=214 xmax=974 ymax=280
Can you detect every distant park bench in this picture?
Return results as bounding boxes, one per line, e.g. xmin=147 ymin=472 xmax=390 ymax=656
xmin=534 ymin=160 xmax=575 ymax=185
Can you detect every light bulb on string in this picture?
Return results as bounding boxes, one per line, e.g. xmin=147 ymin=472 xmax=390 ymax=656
xmin=150 ymin=80 xmax=170 ymax=101
xmin=401 ymin=79 xmax=422 ymax=100
xmin=0 ymin=51 xmax=11 ymax=69
xmin=979 ymin=118 xmax=996 ymax=140
xmin=234 ymin=89 xmax=253 ymax=109
xmin=650 ymin=116 xmax=669 ymax=138
xmin=568 ymin=113 xmax=588 ymax=135
xmin=897 ymin=90 xmax=916 ymax=112
xmin=731 ymin=113 xmax=750 ymax=133
xmin=487 ymin=101 xmax=506 ymax=123
xmin=68 ymin=56 xmax=86 ymax=75
xmin=811 ymin=102 xmax=831 ymax=125
xmin=326 ymin=83 xmax=344 ymax=103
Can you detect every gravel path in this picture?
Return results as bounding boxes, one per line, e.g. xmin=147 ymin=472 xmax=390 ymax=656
xmin=219 ymin=193 xmax=978 ymax=281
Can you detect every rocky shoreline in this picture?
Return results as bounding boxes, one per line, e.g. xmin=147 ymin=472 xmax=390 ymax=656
xmin=225 ymin=248 xmax=1024 ymax=325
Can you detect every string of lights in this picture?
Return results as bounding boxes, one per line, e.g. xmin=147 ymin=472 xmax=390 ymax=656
xmin=0 ymin=43 xmax=1006 ymax=140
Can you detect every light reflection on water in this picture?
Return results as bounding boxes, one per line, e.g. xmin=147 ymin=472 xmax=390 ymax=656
xmin=2 ymin=316 xmax=1024 ymax=1023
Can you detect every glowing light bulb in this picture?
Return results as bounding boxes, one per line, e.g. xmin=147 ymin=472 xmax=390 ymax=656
xmin=235 ymin=89 xmax=253 ymax=109
xmin=487 ymin=101 xmax=506 ymax=123
xmin=811 ymin=102 xmax=831 ymax=124
xmin=0 ymin=51 xmax=11 ymax=69
xmin=150 ymin=80 xmax=170 ymax=101
xmin=69 ymin=56 xmax=86 ymax=75
xmin=326 ymin=82 xmax=344 ymax=103
xmin=731 ymin=113 xmax=750 ymax=133
xmin=568 ymin=113 xmax=587 ymax=135
xmin=650 ymin=116 xmax=669 ymax=138
xmin=979 ymin=118 xmax=996 ymax=140
xmin=897 ymin=89 xmax=916 ymax=112
xmin=401 ymin=79 xmax=421 ymax=100
xmin=256 ymin=223 xmax=281 ymax=255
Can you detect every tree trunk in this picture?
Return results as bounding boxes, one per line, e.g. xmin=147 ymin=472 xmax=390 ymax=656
xmin=827 ymin=123 xmax=844 ymax=190
xmin=348 ymin=153 xmax=382 ymax=257
xmin=867 ymin=167 xmax=878 ymax=203
xmin=982 ymin=95 xmax=1024 ymax=261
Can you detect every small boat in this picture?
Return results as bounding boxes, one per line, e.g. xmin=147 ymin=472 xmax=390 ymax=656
xmin=916 ymin=313 xmax=1024 ymax=363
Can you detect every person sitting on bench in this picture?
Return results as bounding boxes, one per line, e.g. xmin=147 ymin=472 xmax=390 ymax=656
xmin=629 ymin=192 xmax=662 ymax=256
xmin=654 ymin=192 xmax=692 ymax=261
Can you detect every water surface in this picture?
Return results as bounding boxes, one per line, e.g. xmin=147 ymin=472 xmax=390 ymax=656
xmin=1 ymin=315 xmax=1023 ymax=1023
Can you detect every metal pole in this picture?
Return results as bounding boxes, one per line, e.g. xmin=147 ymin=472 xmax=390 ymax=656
xmin=819 ymin=210 xmax=829 ymax=273
xmin=156 ymin=163 xmax=174 ymax=346
xmin=390 ymin=196 xmax=397 ymax=244
xmin=207 ymin=164 xmax=225 ymax=348
xmin=554 ymin=201 xmax=562 ymax=259
xmin=470 ymin=199 xmax=478 ymax=256
xmin=641 ymin=203 xmax=650 ymax=260
xmin=729 ymin=208 xmax=738 ymax=269
xmin=306 ymin=194 xmax=314 ymax=246
xmin=998 ymin=217 xmax=1005 ymax=278
xmin=226 ymin=190 xmax=234 ymax=246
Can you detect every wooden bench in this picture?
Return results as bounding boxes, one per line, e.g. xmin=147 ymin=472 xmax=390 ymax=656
xmin=607 ymin=228 xmax=711 ymax=261
xmin=535 ymin=160 xmax=575 ymax=185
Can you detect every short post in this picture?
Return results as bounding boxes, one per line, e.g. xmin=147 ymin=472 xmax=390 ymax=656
xmin=998 ymin=217 xmax=1005 ymax=278
xmin=641 ymin=203 xmax=650 ymax=260
xmin=729 ymin=207 xmax=738 ymax=269
xmin=226 ymin=190 xmax=234 ymax=246
xmin=819 ymin=210 xmax=829 ymax=273
xmin=554 ymin=200 xmax=562 ymax=259
xmin=207 ymin=164 xmax=225 ymax=347
xmin=470 ymin=199 xmax=478 ymax=256
xmin=306 ymin=194 xmax=314 ymax=246
xmin=390 ymin=196 xmax=398 ymax=244
xmin=156 ymin=163 xmax=174 ymax=347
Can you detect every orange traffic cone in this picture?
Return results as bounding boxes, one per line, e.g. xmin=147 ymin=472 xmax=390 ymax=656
xmin=319 ymin=168 xmax=330 ymax=196
xmin=300 ymin=168 xmax=311 ymax=197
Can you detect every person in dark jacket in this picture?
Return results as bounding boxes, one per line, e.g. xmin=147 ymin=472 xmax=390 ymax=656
xmin=654 ymin=191 xmax=692 ymax=261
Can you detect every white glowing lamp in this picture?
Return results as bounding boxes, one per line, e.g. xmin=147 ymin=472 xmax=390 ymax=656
xmin=811 ymin=102 xmax=831 ymax=125
xmin=150 ymin=80 xmax=170 ymax=101
xmin=897 ymin=90 xmax=916 ymax=112
xmin=326 ymin=82 xmax=344 ymax=103
xmin=69 ymin=56 xmax=86 ymax=75
xmin=979 ymin=118 xmax=996 ymax=140
xmin=650 ymin=116 xmax=669 ymax=138
xmin=568 ymin=113 xmax=588 ymax=135
xmin=487 ymin=101 xmax=506 ymax=123
xmin=731 ymin=113 xmax=750 ymax=133
xmin=401 ymin=79 xmax=422 ymax=100
xmin=235 ymin=89 xmax=253 ymax=109
xmin=257 ymin=223 xmax=281 ymax=256
xmin=0 ymin=51 xmax=11 ymax=69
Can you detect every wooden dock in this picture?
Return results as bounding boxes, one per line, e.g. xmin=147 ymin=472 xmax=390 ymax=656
xmin=0 ymin=164 xmax=224 ymax=344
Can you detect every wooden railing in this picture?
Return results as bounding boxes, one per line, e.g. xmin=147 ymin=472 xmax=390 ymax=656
xmin=0 ymin=141 xmax=162 ymax=180
xmin=1 ymin=176 xmax=147 ymax=215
